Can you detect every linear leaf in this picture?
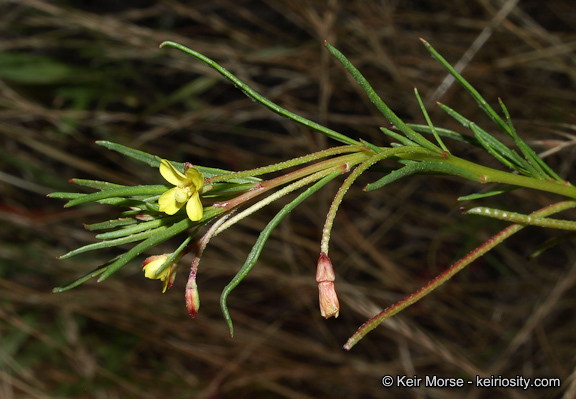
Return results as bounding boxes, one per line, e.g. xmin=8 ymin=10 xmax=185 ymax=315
xmin=58 ymin=228 xmax=167 ymax=259
xmin=324 ymin=41 xmax=441 ymax=153
xmin=220 ymin=171 xmax=342 ymax=337
xmin=64 ymin=185 xmax=169 ymax=207
xmin=365 ymin=161 xmax=481 ymax=192
xmin=160 ymin=41 xmax=360 ymax=147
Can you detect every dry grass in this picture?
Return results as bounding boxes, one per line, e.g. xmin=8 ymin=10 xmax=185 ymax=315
xmin=1 ymin=1 xmax=576 ymax=398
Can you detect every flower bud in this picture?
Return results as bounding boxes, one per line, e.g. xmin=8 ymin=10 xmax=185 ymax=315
xmin=185 ymin=269 xmax=200 ymax=318
xmin=142 ymin=254 xmax=178 ymax=293
xmin=316 ymin=252 xmax=339 ymax=318
xmin=316 ymin=252 xmax=336 ymax=283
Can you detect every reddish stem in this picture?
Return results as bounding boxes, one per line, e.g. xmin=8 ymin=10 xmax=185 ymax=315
xmin=343 ymin=200 xmax=576 ymax=350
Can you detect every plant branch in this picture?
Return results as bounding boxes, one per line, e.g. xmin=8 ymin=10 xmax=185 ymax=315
xmin=343 ymin=200 xmax=576 ymax=350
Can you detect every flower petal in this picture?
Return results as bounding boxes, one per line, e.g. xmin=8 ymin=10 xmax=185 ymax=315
xmin=160 ymin=159 xmax=188 ymax=186
xmin=318 ymin=281 xmax=340 ymax=318
xmin=185 ymin=166 xmax=204 ymax=190
xmin=158 ymin=187 xmax=184 ymax=215
xmin=186 ymin=192 xmax=203 ymax=221
xmin=142 ymin=254 xmax=169 ymax=279
xmin=161 ymin=267 xmax=171 ymax=293
xmin=166 ymin=263 xmax=179 ymax=292
xmin=142 ymin=253 xmax=178 ymax=293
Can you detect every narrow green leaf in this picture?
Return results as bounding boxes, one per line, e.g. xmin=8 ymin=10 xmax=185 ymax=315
xmin=94 ymin=216 xmax=180 ymax=239
xmin=64 ymin=185 xmax=169 ymax=207
xmin=52 ymin=262 xmax=112 ymax=293
xmin=324 ymin=41 xmax=441 ymax=153
xmin=379 ymin=127 xmax=418 ymax=146
xmin=421 ymin=39 xmax=562 ymax=183
xmin=359 ymin=139 xmax=382 ymax=154
xmin=407 ymin=124 xmax=480 ymax=147
xmin=160 ymin=41 xmax=360 ymax=147
xmin=97 ymin=140 xmax=261 ymax=183
xmin=437 ymin=104 xmax=512 ymax=158
xmin=438 ymin=103 xmax=534 ymax=175
xmin=414 ymin=88 xmax=448 ymax=152
xmin=98 ymin=197 xmax=159 ymax=211
xmin=498 ymin=99 xmax=562 ymax=181
xmin=96 ymin=140 xmax=162 ymax=168
xmin=97 ymin=218 xmax=196 ymax=282
xmin=468 ymin=123 xmax=518 ymax=172
xmin=155 ymin=231 xmax=198 ymax=276
xmin=49 ymin=190 xmax=158 ymax=210
xmin=365 ymin=161 xmax=481 ymax=192
xmin=84 ymin=217 xmax=139 ymax=231
xmin=69 ymin=179 xmax=125 ymax=190
xmin=420 ymin=39 xmax=510 ymax=136
xmin=94 ymin=207 xmax=226 ymax=283
xmin=48 ymin=192 xmax=84 ymax=199
xmin=58 ymin=228 xmax=167 ymax=259
xmin=220 ymin=171 xmax=342 ymax=337
xmin=457 ymin=186 xmax=518 ymax=201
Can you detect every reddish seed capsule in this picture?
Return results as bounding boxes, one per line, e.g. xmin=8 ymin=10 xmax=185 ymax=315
xmin=185 ymin=268 xmax=200 ymax=318
xmin=316 ymin=252 xmax=339 ymax=319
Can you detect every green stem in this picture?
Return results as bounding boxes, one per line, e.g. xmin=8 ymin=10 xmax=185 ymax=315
xmin=414 ymin=153 xmax=576 ymax=199
xmin=321 ymin=146 xmax=440 ymax=254
xmin=320 ymin=152 xmax=388 ymax=253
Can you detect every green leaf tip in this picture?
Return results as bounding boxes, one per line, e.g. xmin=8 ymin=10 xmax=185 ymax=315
xmin=324 ymin=40 xmax=441 ymax=153
xmin=159 ymin=40 xmax=360 ymax=146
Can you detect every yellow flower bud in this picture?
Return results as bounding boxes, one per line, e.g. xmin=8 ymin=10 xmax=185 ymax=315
xmin=142 ymin=254 xmax=179 ymax=293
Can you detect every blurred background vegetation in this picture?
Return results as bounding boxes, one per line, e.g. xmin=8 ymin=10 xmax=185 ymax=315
xmin=1 ymin=1 xmax=576 ymax=398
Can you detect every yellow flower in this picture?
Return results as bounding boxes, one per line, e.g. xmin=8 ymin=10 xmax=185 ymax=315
xmin=158 ymin=159 xmax=204 ymax=221
xmin=142 ymin=253 xmax=179 ymax=293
